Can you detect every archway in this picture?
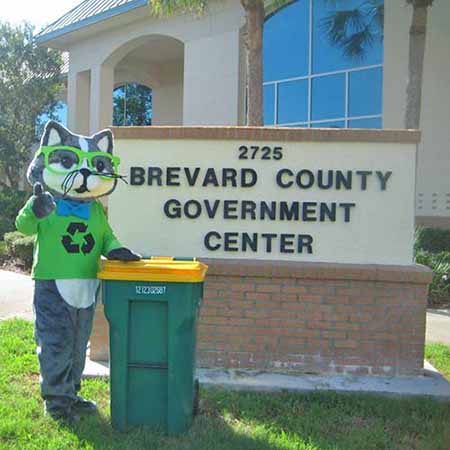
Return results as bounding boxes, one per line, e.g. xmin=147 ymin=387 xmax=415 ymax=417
xmin=107 ymin=34 xmax=184 ymax=126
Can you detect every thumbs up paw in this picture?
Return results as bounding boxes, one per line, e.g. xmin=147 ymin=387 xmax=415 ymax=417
xmin=31 ymin=182 xmax=56 ymax=219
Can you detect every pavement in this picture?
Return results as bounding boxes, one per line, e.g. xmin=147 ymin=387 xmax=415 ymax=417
xmin=1 ymin=268 xmax=450 ymax=399
xmin=426 ymin=309 xmax=450 ymax=345
xmin=0 ymin=269 xmax=34 ymax=321
xmin=82 ymin=359 xmax=450 ymax=400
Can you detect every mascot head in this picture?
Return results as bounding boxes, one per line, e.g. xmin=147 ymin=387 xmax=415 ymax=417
xmin=27 ymin=121 xmax=122 ymax=202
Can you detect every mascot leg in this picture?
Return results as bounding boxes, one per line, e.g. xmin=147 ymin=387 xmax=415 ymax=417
xmin=34 ymin=281 xmax=84 ymax=420
xmin=72 ymin=304 xmax=97 ymax=411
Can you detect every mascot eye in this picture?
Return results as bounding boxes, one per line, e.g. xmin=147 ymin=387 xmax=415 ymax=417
xmin=61 ymin=157 xmax=74 ymax=169
xmin=96 ymin=160 xmax=105 ymax=172
xmin=93 ymin=156 xmax=113 ymax=174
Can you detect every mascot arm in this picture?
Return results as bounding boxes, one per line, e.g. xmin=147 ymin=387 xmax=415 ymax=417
xmin=15 ymin=184 xmax=56 ymax=235
xmin=15 ymin=198 xmax=41 ymax=236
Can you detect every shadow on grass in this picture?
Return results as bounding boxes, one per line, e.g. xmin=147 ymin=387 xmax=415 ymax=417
xmin=201 ymin=389 xmax=450 ymax=450
xmin=67 ymin=405 xmax=288 ymax=450
xmin=65 ymin=386 xmax=450 ymax=450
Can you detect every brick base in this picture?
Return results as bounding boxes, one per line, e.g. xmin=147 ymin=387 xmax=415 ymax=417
xmin=90 ymin=259 xmax=432 ymax=376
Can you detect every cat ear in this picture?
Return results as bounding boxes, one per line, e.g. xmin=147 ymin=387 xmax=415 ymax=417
xmin=41 ymin=120 xmax=70 ymax=147
xmin=93 ymin=129 xmax=114 ymax=154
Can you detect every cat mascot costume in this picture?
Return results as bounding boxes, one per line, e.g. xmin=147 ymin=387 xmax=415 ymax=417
xmin=16 ymin=120 xmax=140 ymax=422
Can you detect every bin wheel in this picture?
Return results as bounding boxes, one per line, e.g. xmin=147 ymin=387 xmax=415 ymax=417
xmin=193 ymin=379 xmax=200 ymax=416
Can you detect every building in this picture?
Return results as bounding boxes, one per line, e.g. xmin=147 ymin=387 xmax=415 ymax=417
xmin=36 ymin=0 xmax=450 ymax=228
xmin=34 ymin=0 xmax=445 ymax=373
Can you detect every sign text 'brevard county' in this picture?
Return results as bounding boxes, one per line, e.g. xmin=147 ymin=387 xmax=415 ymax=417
xmin=128 ymin=145 xmax=392 ymax=255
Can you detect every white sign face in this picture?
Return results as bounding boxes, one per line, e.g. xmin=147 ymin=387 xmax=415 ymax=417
xmin=110 ymin=138 xmax=416 ymax=265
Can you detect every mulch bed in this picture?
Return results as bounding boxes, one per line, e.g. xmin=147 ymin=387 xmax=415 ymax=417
xmin=0 ymin=257 xmax=30 ymax=275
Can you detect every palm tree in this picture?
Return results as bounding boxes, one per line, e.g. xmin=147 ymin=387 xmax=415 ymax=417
xmin=150 ymin=0 xmax=287 ymax=126
xmin=323 ymin=0 xmax=434 ymax=130
xmin=405 ymin=0 xmax=434 ymax=130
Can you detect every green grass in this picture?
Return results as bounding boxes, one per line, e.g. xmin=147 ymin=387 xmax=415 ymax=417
xmin=426 ymin=343 xmax=450 ymax=379
xmin=0 ymin=241 xmax=6 ymax=257
xmin=1 ymin=319 xmax=450 ymax=450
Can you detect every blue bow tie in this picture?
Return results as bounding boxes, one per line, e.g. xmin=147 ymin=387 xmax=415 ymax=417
xmin=55 ymin=199 xmax=92 ymax=220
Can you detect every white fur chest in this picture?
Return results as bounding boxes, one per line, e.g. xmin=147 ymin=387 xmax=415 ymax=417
xmin=56 ymin=279 xmax=100 ymax=309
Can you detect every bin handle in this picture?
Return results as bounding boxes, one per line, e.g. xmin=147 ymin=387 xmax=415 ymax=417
xmin=141 ymin=256 xmax=198 ymax=262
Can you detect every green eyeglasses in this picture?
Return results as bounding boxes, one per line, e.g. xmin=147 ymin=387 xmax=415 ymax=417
xmin=37 ymin=146 xmax=121 ymax=180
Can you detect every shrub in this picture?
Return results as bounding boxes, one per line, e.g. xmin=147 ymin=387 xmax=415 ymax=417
xmin=0 ymin=187 xmax=29 ymax=240
xmin=415 ymin=227 xmax=450 ymax=254
xmin=415 ymin=250 xmax=450 ymax=307
xmin=4 ymin=231 xmax=25 ymax=254
xmin=3 ymin=231 xmax=34 ymax=269
xmin=0 ymin=241 xmax=6 ymax=262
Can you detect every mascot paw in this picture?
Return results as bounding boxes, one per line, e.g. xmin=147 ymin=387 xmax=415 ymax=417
xmin=107 ymin=248 xmax=141 ymax=261
xmin=32 ymin=183 xmax=56 ymax=219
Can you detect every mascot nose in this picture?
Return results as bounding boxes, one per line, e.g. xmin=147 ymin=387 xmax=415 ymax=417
xmin=80 ymin=168 xmax=91 ymax=177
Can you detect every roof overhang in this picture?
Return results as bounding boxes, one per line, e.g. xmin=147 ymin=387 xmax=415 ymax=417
xmin=36 ymin=0 xmax=149 ymax=49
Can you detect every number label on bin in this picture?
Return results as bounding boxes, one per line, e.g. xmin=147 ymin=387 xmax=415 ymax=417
xmin=136 ymin=286 xmax=167 ymax=295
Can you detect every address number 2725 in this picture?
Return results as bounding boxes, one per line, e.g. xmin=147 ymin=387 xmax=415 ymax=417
xmin=238 ymin=145 xmax=283 ymax=160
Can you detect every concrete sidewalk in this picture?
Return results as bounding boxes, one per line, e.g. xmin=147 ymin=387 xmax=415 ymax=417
xmin=426 ymin=309 xmax=450 ymax=345
xmin=0 ymin=269 xmax=34 ymax=321
xmin=83 ymin=359 xmax=450 ymax=400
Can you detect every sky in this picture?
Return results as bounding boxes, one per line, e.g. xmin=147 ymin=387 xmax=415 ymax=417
xmin=1 ymin=0 xmax=82 ymax=32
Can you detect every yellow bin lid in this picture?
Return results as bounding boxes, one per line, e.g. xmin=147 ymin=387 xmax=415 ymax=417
xmin=97 ymin=257 xmax=208 ymax=283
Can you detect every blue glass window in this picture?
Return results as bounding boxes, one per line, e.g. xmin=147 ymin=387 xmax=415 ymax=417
xmin=263 ymin=0 xmax=310 ymax=82
xmin=278 ymin=79 xmax=308 ymax=124
xmin=113 ymin=83 xmax=152 ymax=126
xmin=348 ymin=118 xmax=382 ymax=128
xmin=312 ymin=120 xmax=345 ymax=128
xmin=312 ymin=0 xmax=383 ymax=74
xmin=264 ymin=84 xmax=275 ymax=125
xmin=263 ymin=0 xmax=384 ymax=128
xmin=349 ymin=68 xmax=383 ymax=117
xmin=312 ymin=74 xmax=345 ymax=121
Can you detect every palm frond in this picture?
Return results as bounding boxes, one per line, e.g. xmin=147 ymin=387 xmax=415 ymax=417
xmin=321 ymin=0 xmax=383 ymax=61
xmin=150 ymin=0 xmax=206 ymax=17
xmin=340 ymin=25 xmax=375 ymax=60
xmin=321 ymin=8 xmax=366 ymax=46
xmin=371 ymin=2 xmax=384 ymax=33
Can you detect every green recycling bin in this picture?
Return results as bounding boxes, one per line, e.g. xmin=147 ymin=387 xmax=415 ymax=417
xmin=97 ymin=257 xmax=208 ymax=434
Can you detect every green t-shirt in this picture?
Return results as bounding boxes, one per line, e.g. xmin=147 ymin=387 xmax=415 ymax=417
xmin=15 ymin=199 xmax=122 ymax=280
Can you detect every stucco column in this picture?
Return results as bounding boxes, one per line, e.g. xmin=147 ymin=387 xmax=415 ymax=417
xmin=183 ymin=29 xmax=240 ymax=125
xmin=90 ymin=63 xmax=114 ymax=133
xmin=67 ymin=70 xmax=90 ymax=135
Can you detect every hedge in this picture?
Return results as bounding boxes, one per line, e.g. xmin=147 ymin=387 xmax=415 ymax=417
xmin=415 ymin=227 xmax=450 ymax=254
xmin=415 ymin=250 xmax=450 ymax=307
xmin=3 ymin=231 xmax=34 ymax=270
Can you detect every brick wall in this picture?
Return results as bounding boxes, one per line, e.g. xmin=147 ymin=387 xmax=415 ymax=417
xmin=90 ymin=259 xmax=432 ymax=377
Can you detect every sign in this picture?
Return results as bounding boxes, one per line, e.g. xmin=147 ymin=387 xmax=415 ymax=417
xmin=110 ymin=130 xmax=417 ymax=265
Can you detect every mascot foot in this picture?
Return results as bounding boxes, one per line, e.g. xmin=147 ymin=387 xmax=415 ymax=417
xmin=73 ymin=396 xmax=97 ymax=413
xmin=45 ymin=406 xmax=81 ymax=423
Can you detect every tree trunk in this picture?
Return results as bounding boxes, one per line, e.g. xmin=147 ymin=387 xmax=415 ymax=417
xmin=405 ymin=1 xmax=432 ymax=129
xmin=242 ymin=0 xmax=264 ymax=126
